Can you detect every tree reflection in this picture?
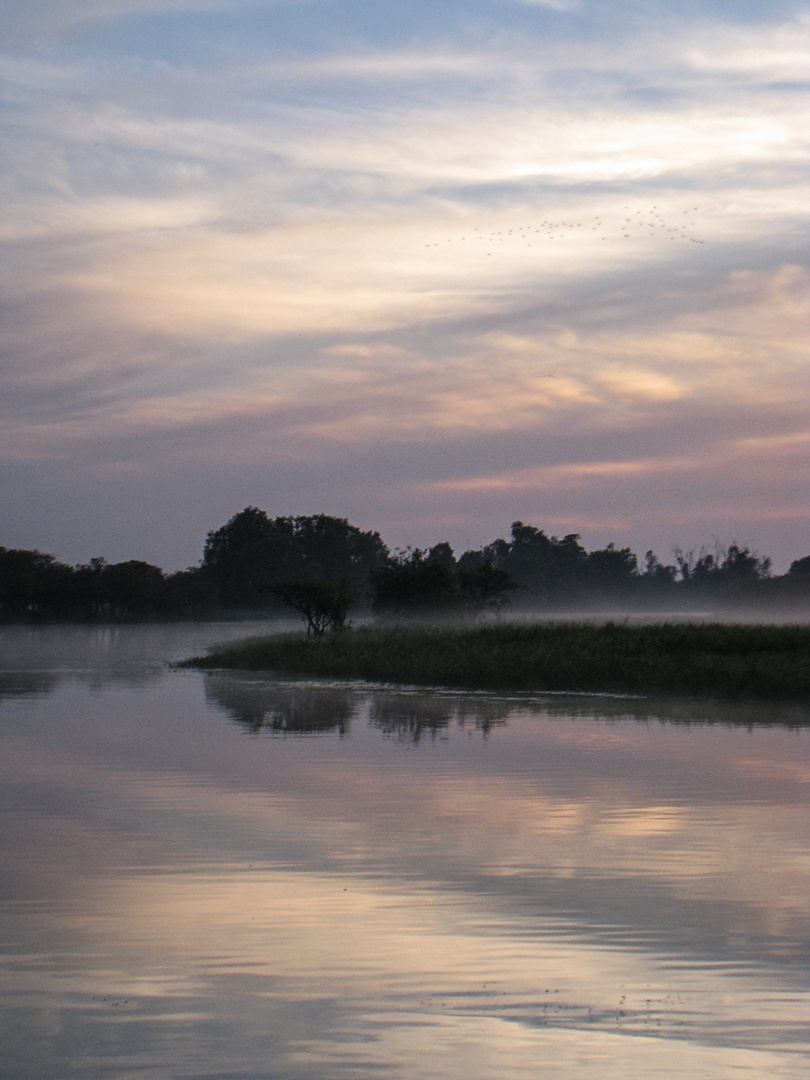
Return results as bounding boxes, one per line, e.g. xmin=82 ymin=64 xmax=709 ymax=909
xmin=532 ymin=692 xmax=810 ymax=729
xmin=0 ymin=671 xmax=60 ymax=701
xmin=203 ymin=674 xmax=354 ymax=735
xmin=369 ymin=692 xmax=509 ymax=742
xmin=203 ymin=674 xmax=808 ymax=747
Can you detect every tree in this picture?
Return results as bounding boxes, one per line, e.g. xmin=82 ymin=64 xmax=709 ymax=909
xmin=288 ymin=513 xmax=389 ymax=592
xmin=201 ymin=507 xmax=388 ymax=609
xmin=202 ymin=507 xmax=292 ymax=607
xmin=477 ymin=523 xmax=588 ymax=608
xmin=165 ymin=568 xmax=219 ymax=618
xmin=719 ymin=543 xmax=770 ymax=583
xmin=270 ymin=579 xmax=356 ymax=637
xmin=97 ymin=560 xmax=169 ymax=619
xmin=371 ymin=546 xmax=460 ymax=616
xmin=0 ymin=547 xmax=73 ymax=620
xmin=586 ymin=543 xmax=639 ymax=600
xmin=457 ymin=555 xmax=518 ymax=617
xmin=674 ymin=542 xmax=770 ymax=599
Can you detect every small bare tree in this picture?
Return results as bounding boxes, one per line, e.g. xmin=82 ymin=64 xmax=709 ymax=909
xmin=270 ymin=580 xmax=356 ymax=637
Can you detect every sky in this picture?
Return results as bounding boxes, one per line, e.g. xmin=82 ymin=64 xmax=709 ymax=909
xmin=1 ymin=0 xmax=808 ymax=572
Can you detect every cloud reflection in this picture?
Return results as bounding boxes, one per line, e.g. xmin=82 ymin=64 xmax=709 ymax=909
xmin=1 ymin=665 xmax=809 ymax=1077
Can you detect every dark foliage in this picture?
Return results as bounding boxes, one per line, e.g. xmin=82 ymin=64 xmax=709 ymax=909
xmin=0 ymin=548 xmax=179 ymax=622
xmin=201 ymin=508 xmax=388 ymax=609
xmin=456 ymin=554 xmax=520 ymax=616
xmin=270 ymin=579 xmax=356 ymax=636
xmin=0 ymin=548 xmax=74 ymax=620
xmin=0 ymin=509 xmax=805 ymax=624
xmin=485 ymin=522 xmax=590 ymax=606
xmin=673 ymin=542 xmax=771 ymax=591
xmin=371 ymin=543 xmax=519 ymax=618
xmin=371 ymin=545 xmax=462 ymax=616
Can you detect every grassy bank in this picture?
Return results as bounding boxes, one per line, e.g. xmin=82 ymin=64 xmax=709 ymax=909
xmin=182 ymin=620 xmax=810 ymax=700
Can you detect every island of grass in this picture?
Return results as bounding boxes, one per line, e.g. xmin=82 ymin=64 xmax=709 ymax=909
xmin=182 ymin=620 xmax=810 ymax=702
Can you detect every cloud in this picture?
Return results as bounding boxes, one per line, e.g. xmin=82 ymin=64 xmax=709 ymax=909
xmin=0 ymin=0 xmax=808 ymax=567
xmin=4 ymin=260 xmax=804 ymax=485
xmin=0 ymin=0 xmax=302 ymax=41
xmin=0 ymin=195 xmax=216 ymax=242
xmin=244 ymin=90 xmax=806 ymax=191
xmin=256 ymin=49 xmax=490 ymax=83
xmin=686 ymin=12 xmax=810 ymax=82
xmin=507 ymin=0 xmax=581 ymax=9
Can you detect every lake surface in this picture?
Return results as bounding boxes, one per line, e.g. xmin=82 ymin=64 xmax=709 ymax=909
xmin=1 ymin=623 xmax=809 ymax=1080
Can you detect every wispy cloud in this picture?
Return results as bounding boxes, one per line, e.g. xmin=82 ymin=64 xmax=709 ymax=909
xmin=686 ymin=13 xmax=810 ymax=82
xmin=0 ymin=0 xmax=807 ymax=567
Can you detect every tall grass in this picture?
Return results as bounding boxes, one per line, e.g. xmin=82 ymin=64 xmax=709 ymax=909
xmin=182 ymin=620 xmax=810 ymax=701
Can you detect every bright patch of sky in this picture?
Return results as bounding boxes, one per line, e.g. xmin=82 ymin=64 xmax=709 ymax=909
xmin=1 ymin=0 xmax=808 ymax=569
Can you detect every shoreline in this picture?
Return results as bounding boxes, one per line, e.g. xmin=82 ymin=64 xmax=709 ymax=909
xmin=182 ymin=620 xmax=810 ymax=704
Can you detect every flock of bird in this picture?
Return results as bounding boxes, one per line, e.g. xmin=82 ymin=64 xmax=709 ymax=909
xmin=425 ymin=205 xmax=705 ymax=254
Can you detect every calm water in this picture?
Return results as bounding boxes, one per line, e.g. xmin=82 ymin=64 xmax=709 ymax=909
xmin=1 ymin=624 xmax=809 ymax=1080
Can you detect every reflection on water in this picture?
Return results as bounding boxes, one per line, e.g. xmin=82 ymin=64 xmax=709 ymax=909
xmin=0 ymin=625 xmax=808 ymax=1079
xmin=204 ymin=674 xmax=514 ymax=741
xmin=0 ymin=670 xmax=60 ymax=701
xmin=205 ymin=676 xmax=355 ymax=735
xmin=369 ymin=689 xmax=510 ymax=742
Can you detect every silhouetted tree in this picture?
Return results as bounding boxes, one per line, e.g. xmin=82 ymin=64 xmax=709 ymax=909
xmin=201 ymin=507 xmax=388 ymax=609
xmin=642 ymin=550 xmax=677 ymax=584
xmin=1 ymin=521 xmax=806 ymax=624
xmin=457 ymin=554 xmax=518 ymax=616
xmin=372 ymin=546 xmax=460 ymax=616
xmin=674 ymin=542 xmax=770 ymax=602
xmin=586 ymin=543 xmax=639 ymax=601
xmin=97 ymin=560 xmax=169 ymax=619
xmin=201 ymin=507 xmax=290 ymax=607
xmin=165 ymin=567 xmax=219 ymax=618
xmin=720 ymin=544 xmax=770 ymax=583
xmin=635 ymin=550 xmax=679 ymax=608
xmin=0 ymin=548 xmax=72 ymax=620
xmin=479 ymin=523 xmax=589 ymax=607
xmin=270 ymin=579 xmax=356 ymax=636
xmin=289 ymin=513 xmax=389 ymax=591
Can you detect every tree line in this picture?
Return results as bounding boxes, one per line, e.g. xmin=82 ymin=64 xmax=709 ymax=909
xmin=2 ymin=506 xmax=809 ymax=624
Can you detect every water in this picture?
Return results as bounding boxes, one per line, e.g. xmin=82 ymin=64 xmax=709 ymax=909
xmin=1 ymin=624 xmax=808 ymax=1079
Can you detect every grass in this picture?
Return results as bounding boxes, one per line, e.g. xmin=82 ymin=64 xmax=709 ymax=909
xmin=181 ymin=620 xmax=810 ymax=701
